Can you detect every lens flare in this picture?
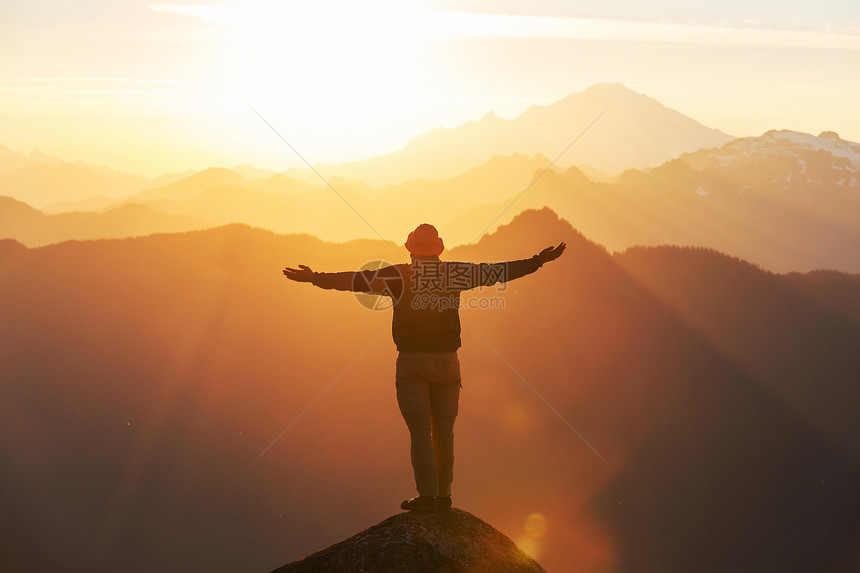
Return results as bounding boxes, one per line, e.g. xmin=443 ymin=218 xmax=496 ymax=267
xmin=524 ymin=512 xmax=549 ymax=538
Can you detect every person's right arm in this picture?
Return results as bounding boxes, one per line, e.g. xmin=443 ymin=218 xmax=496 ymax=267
xmin=283 ymin=265 xmax=401 ymax=293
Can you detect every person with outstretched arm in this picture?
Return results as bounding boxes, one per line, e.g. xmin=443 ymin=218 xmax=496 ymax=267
xmin=283 ymin=223 xmax=565 ymax=513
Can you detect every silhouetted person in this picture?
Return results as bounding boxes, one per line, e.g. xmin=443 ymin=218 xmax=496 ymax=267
xmin=284 ymin=224 xmax=565 ymax=512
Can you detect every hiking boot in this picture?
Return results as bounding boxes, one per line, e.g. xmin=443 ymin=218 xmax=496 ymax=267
xmin=436 ymin=496 xmax=452 ymax=512
xmin=401 ymin=496 xmax=437 ymax=513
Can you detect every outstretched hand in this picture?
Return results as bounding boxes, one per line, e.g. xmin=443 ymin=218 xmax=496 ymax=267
xmin=283 ymin=264 xmax=314 ymax=282
xmin=538 ymin=242 xmax=566 ymax=265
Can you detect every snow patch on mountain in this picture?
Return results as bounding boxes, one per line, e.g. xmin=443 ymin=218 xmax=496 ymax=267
xmin=680 ymin=130 xmax=860 ymax=177
xmin=769 ymin=130 xmax=860 ymax=166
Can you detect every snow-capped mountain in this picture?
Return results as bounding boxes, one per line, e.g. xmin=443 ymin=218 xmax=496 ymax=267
xmin=679 ymin=130 xmax=860 ymax=192
xmin=286 ymin=83 xmax=734 ymax=186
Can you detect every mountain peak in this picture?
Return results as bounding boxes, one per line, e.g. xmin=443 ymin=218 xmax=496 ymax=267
xmin=272 ymin=509 xmax=545 ymax=573
xmin=554 ymin=82 xmax=659 ymax=109
xmin=581 ymin=82 xmax=637 ymax=97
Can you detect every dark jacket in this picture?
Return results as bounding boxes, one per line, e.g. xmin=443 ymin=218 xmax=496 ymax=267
xmin=311 ymin=255 xmax=543 ymax=352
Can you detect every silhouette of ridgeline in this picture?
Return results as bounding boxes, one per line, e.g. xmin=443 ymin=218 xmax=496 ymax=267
xmin=272 ymin=509 xmax=545 ymax=573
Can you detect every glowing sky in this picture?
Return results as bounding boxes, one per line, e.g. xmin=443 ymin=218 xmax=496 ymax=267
xmin=2 ymin=0 xmax=859 ymax=176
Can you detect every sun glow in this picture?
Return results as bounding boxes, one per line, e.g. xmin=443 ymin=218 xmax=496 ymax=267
xmin=164 ymin=2 xmax=423 ymax=125
xmin=149 ymin=0 xmax=444 ymax=166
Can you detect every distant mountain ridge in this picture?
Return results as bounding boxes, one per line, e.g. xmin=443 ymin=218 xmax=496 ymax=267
xmin=284 ymin=83 xmax=734 ymax=185
xmin=0 ymin=143 xmax=193 ymax=208
xmin=0 ymin=196 xmax=211 ymax=246
xmin=0 ymin=143 xmax=65 ymax=175
xmin=125 ymin=167 xmax=324 ymax=203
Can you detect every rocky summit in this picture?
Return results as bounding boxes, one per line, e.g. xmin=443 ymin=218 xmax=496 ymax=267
xmin=271 ymin=509 xmax=546 ymax=573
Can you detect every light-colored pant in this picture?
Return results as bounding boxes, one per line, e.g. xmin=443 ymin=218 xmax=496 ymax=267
xmin=395 ymin=351 xmax=461 ymax=498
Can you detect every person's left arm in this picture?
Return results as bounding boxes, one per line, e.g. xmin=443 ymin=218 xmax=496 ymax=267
xmin=467 ymin=242 xmax=566 ymax=288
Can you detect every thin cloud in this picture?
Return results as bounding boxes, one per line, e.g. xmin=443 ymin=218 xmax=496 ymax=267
xmin=0 ymin=78 xmax=190 ymax=96
xmin=419 ymin=13 xmax=860 ymax=50
xmin=148 ymin=3 xmax=245 ymax=24
xmin=0 ymin=78 xmax=190 ymax=83
xmin=148 ymin=4 xmax=860 ymax=51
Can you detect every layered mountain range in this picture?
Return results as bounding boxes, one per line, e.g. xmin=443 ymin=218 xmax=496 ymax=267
xmin=3 ymin=126 xmax=859 ymax=271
